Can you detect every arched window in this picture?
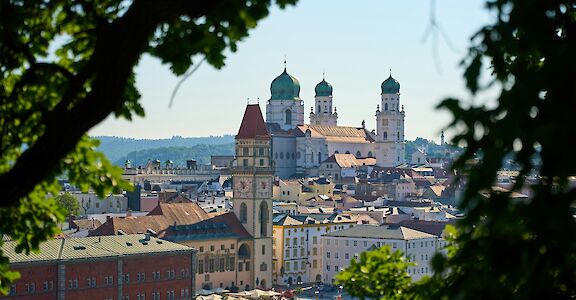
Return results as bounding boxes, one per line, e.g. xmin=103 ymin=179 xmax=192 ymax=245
xmin=356 ymin=151 xmax=361 ymax=157
xmin=384 ymin=103 xmax=388 ymax=111
xmin=238 ymin=243 xmax=250 ymax=259
xmin=318 ymin=152 xmax=322 ymax=164
xmin=240 ymin=203 xmax=247 ymax=224
xmin=285 ymin=109 xmax=292 ymax=125
xmin=259 ymin=201 xmax=269 ymax=236
xmin=383 ymin=132 xmax=388 ymax=140
xmin=368 ymin=151 xmax=373 ymax=157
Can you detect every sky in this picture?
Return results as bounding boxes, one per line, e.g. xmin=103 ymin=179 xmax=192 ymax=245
xmin=90 ymin=0 xmax=494 ymax=142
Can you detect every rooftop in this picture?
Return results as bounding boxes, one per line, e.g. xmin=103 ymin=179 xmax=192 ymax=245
xmin=3 ymin=234 xmax=191 ymax=264
xmin=323 ymin=224 xmax=435 ymax=240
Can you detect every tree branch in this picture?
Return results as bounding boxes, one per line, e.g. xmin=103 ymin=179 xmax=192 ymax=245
xmin=0 ymin=0 xmax=228 ymax=207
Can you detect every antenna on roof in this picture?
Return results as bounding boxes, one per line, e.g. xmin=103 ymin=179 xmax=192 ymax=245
xmin=247 ymin=97 xmax=250 ymax=105
xmin=283 ymin=55 xmax=287 ymax=70
xmin=257 ymin=97 xmax=260 ymax=105
xmin=322 ymin=70 xmax=325 ymax=80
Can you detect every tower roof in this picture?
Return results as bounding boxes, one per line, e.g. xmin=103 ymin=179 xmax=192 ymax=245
xmin=269 ymin=67 xmax=301 ymax=101
xmin=315 ymin=78 xmax=333 ymax=97
xmin=381 ymin=75 xmax=400 ymax=94
xmin=236 ymin=104 xmax=270 ymax=139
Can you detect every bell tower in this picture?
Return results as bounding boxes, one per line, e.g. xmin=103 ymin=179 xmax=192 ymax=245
xmin=375 ymin=73 xmax=406 ymax=167
xmin=233 ymin=104 xmax=273 ymax=289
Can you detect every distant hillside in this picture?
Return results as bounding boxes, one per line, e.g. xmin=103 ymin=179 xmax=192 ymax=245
xmin=94 ymin=135 xmax=235 ymax=163
xmin=115 ymin=144 xmax=235 ymax=167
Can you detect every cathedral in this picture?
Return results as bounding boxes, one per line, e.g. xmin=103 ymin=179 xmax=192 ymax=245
xmin=264 ymin=65 xmax=407 ymax=178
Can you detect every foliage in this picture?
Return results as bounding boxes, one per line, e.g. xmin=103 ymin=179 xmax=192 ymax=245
xmin=338 ymin=0 xmax=576 ymax=299
xmin=0 ymin=0 xmax=297 ymax=294
xmin=428 ymin=0 xmax=576 ymax=299
xmin=336 ymin=246 xmax=415 ymax=300
xmin=55 ymin=192 xmax=80 ymax=216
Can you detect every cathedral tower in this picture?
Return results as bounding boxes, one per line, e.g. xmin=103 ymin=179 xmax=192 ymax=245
xmin=309 ymin=76 xmax=338 ymax=126
xmin=233 ymin=104 xmax=273 ymax=288
xmin=374 ymin=74 xmax=406 ymax=166
xmin=265 ymin=64 xmax=305 ymax=130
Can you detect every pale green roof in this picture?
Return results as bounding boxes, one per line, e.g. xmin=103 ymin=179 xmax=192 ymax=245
xmin=315 ymin=78 xmax=333 ymax=97
xmin=270 ymin=68 xmax=301 ymax=101
xmin=3 ymin=234 xmax=192 ymax=264
xmin=381 ymin=75 xmax=400 ymax=94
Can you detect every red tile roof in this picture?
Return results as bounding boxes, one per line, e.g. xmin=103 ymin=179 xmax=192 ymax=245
xmin=236 ymin=104 xmax=270 ymax=139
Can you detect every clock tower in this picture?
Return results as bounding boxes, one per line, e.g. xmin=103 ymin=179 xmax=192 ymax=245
xmin=232 ymin=104 xmax=273 ymax=289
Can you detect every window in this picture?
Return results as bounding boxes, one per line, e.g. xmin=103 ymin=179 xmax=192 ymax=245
xmin=301 ymin=261 xmax=306 ymax=270
xmin=243 ymin=159 xmax=248 ymax=166
xmin=240 ymin=203 xmax=247 ymax=223
xmin=363 ymin=241 xmax=368 ymax=247
xmin=356 ymin=151 xmax=361 ymax=157
xmin=259 ymin=148 xmax=264 ymax=156
xmin=259 ymin=159 xmax=264 ymax=166
xmin=209 ymin=259 xmax=215 ymax=273
xmin=313 ymin=236 xmax=317 ymax=244
xmin=200 ymin=246 xmax=204 ymax=252
xmin=238 ymin=262 xmax=243 ymax=272
xmin=219 ymin=258 xmax=225 ymax=272
xmin=383 ymin=131 xmax=388 ymax=140
xmin=293 ymin=248 xmax=297 ymax=257
xmin=210 ymin=245 xmax=215 ymax=251
xmin=285 ymin=262 xmax=290 ymax=271
xmin=259 ymin=201 xmax=269 ymax=236
xmin=229 ymin=257 xmax=235 ymax=271
xmin=313 ymin=248 xmax=317 ymax=255
xmin=345 ymin=240 xmax=349 ymax=246
xmin=245 ymin=262 xmax=250 ymax=271
xmin=326 ymin=265 xmax=330 ymax=271
xmin=335 ymin=252 xmax=339 ymax=259
xmin=300 ymin=237 xmax=305 ymax=244
xmin=397 ymin=132 xmax=400 ymax=141
xmin=300 ymin=248 xmax=305 ymax=256
xmin=353 ymin=240 xmax=357 ymax=246
xmin=327 ymin=252 xmax=331 ymax=258
xmin=262 ymin=245 xmax=266 ymax=255
xmin=384 ymin=103 xmax=388 ymax=110
xmin=285 ymin=109 xmax=292 ymax=124
xmin=345 ymin=253 xmax=349 ymax=259
xmin=293 ymin=238 xmax=298 ymax=245
xmin=198 ymin=260 xmax=204 ymax=273
xmin=313 ymin=260 xmax=317 ymax=268
xmin=318 ymin=152 xmax=322 ymax=164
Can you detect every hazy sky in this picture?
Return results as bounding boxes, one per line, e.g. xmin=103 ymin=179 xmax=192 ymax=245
xmin=91 ymin=0 xmax=494 ymax=142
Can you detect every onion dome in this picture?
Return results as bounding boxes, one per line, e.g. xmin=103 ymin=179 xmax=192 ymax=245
xmin=315 ymin=78 xmax=333 ymax=97
xmin=270 ymin=67 xmax=301 ymax=101
xmin=381 ymin=75 xmax=400 ymax=94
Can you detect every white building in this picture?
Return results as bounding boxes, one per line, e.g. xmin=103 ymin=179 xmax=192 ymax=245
xmin=70 ymin=192 xmax=128 ymax=215
xmin=263 ymin=66 xmax=407 ymax=178
xmin=322 ymin=224 xmax=440 ymax=283
xmin=272 ymin=214 xmax=356 ymax=286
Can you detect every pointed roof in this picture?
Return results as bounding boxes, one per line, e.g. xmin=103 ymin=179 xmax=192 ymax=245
xmin=236 ymin=104 xmax=270 ymax=139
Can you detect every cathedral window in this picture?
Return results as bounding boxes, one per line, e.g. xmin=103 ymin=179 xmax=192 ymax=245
xmin=239 ymin=203 xmax=247 ymax=224
xmin=259 ymin=201 xmax=269 ymax=236
xmin=285 ymin=110 xmax=292 ymax=125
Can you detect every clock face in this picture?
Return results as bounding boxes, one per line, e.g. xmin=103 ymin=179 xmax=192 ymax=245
xmin=234 ymin=178 xmax=252 ymax=198
xmin=256 ymin=178 xmax=271 ymax=198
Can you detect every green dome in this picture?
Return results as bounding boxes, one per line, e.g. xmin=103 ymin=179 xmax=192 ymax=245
xmin=381 ymin=75 xmax=400 ymax=94
xmin=270 ymin=68 xmax=301 ymax=101
xmin=315 ymin=78 xmax=333 ymax=97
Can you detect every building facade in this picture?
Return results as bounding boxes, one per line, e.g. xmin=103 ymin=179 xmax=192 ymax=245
xmin=322 ymin=224 xmax=439 ymax=283
xmin=262 ymin=66 xmax=407 ymax=178
xmin=232 ymin=104 xmax=274 ymax=289
xmin=1 ymin=235 xmax=195 ymax=300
